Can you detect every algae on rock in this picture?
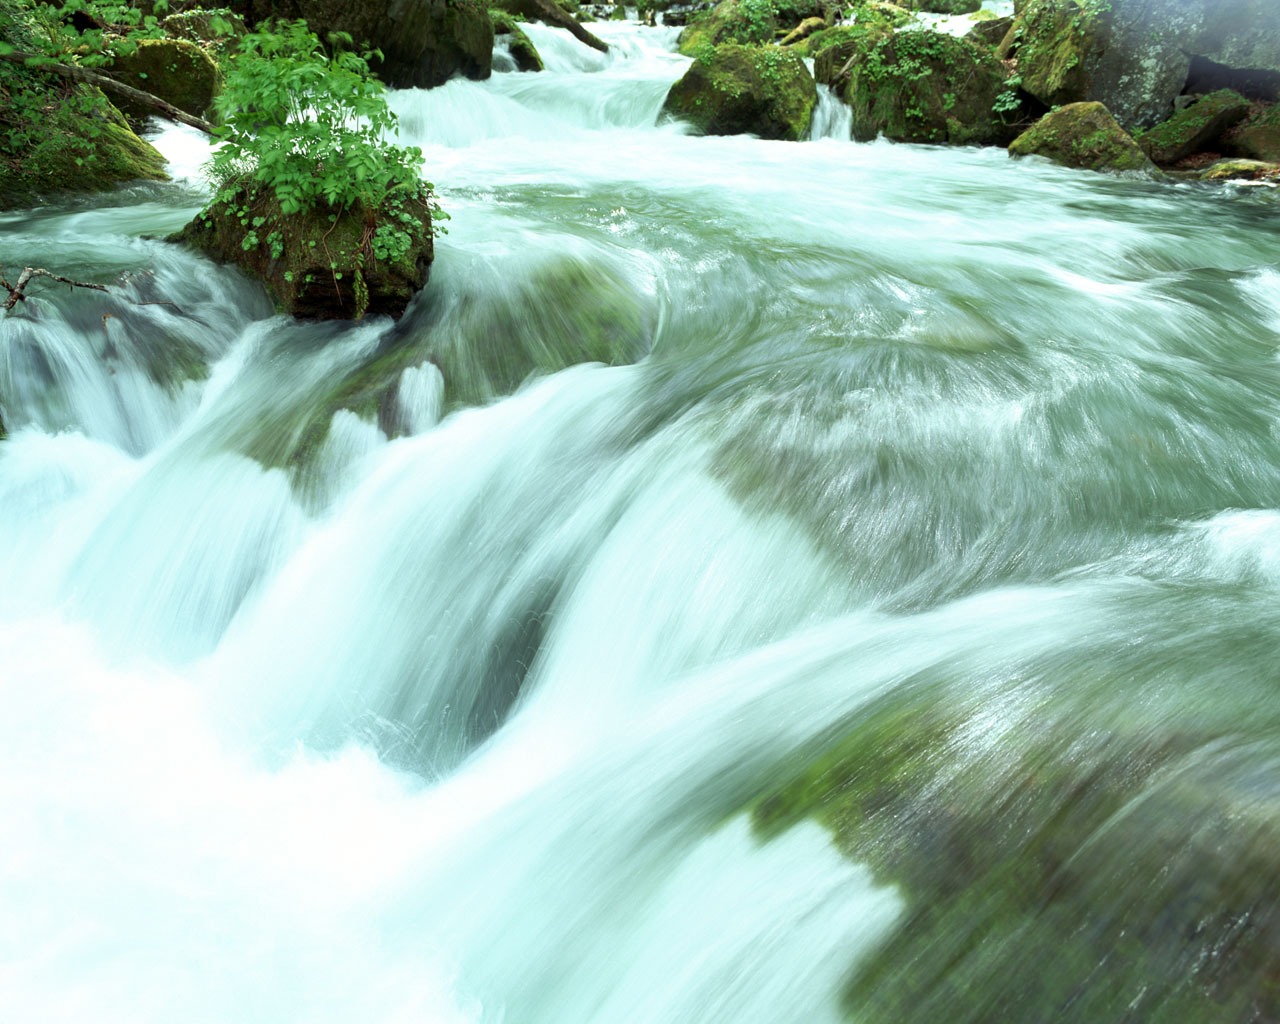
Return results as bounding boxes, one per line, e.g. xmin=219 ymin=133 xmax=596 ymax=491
xmin=1134 ymin=89 xmax=1251 ymax=166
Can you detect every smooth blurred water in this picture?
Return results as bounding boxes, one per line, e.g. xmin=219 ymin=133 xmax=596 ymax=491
xmin=2 ymin=18 xmax=1279 ymax=1024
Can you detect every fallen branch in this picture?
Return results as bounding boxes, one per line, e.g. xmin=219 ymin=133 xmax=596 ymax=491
xmin=0 ymin=49 xmax=217 ymax=135
xmin=530 ymin=0 xmax=609 ymax=53
xmin=2 ymin=267 xmax=109 ymax=311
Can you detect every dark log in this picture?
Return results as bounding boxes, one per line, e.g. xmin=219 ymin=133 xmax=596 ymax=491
xmin=529 ymin=0 xmax=609 ymax=53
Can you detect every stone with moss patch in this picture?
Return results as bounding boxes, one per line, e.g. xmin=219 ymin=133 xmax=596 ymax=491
xmin=490 ymin=9 xmax=544 ymax=70
xmin=1135 ymin=89 xmax=1250 ymax=165
xmin=170 ymin=183 xmax=434 ymax=320
xmin=676 ymin=0 xmax=826 ymax=56
xmin=1198 ymin=158 xmax=1280 ymax=182
xmin=837 ymin=28 xmax=1011 ymax=145
xmin=0 ymin=82 xmax=168 ymax=210
xmin=107 ymin=38 xmax=223 ymax=122
xmin=662 ymin=42 xmax=817 ymax=141
xmin=1225 ymin=103 xmax=1280 ymax=163
xmin=1009 ymin=101 xmax=1154 ymax=173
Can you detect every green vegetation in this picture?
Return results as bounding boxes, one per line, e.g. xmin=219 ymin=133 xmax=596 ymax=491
xmin=1009 ymin=100 xmax=1154 ymax=172
xmin=1134 ymin=89 xmax=1250 ymax=165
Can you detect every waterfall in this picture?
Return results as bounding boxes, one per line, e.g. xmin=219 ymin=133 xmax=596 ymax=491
xmin=3 ymin=19 xmax=1280 ymax=1024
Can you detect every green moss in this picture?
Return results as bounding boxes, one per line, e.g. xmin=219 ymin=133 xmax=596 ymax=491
xmin=107 ymin=38 xmax=223 ymax=122
xmin=170 ymin=181 xmax=434 ymax=320
xmin=662 ymin=42 xmax=818 ymax=141
xmin=842 ymin=28 xmax=1009 ymax=145
xmin=1009 ymin=100 xmax=1153 ymax=172
xmin=490 ymin=9 xmax=544 ymax=71
xmin=1010 ymin=0 xmax=1104 ymax=107
xmin=0 ymin=82 xmax=168 ymax=210
xmin=1134 ymin=89 xmax=1250 ymax=165
xmin=677 ymin=0 xmax=825 ymax=56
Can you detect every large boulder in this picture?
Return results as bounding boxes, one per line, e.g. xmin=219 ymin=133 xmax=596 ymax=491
xmin=107 ymin=38 xmax=222 ymax=121
xmin=1224 ymin=104 xmax=1280 ymax=163
xmin=1011 ymin=0 xmax=1280 ymax=129
xmin=228 ymin=0 xmax=493 ymax=88
xmin=1009 ymin=101 xmax=1155 ymax=173
xmin=831 ymin=28 xmax=1011 ymax=145
xmin=1134 ymin=89 xmax=1251 ymax=165
xmin=172 ymin=185 xmax=434 ymax=320
xmin=662 ymin=43 xmax=817 ymax=140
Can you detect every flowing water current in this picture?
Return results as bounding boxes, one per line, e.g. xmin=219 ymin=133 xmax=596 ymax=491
xmin=3 ymin=19 xmax=1280 ymax=1024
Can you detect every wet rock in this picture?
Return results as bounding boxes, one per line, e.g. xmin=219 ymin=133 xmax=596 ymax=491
xmin=1009 ymin=101 xmax=1155 ymax=173
xmin=661 ymin=43 xmax=817 ymax=141
xmin=1135 ymin=89 xmax=1251 ymax=165
xmin=1197 ymin=158 xmax=1280 ymax=182
xmin=831 ymin=28 xmax=1011 ymax=145
xmin=491 ymin=10 xmax=545 ymax=71
xmin=965 ymin=13 xmax=1012 ymax=48
xmin=106 ymin=38 xmax=222 ymax=122
xmin=171 ymin=185 xmax=434 ymax=321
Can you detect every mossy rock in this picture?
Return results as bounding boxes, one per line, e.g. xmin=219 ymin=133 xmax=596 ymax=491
xmin=662 ymin=43 xmax=818 ymax=141
xmin=1007 ymin=0 xmax=1102 ymax=108
xmin=842 ymin=29 xmax=1011 ymax=145
xmin=1198 ymin=158 xmax=1280 ymax=181
xmin=0 ymin=82 xmax=168 ymax=210
xmin=1009 ymin=101 xmax=1155 ymax=173
xmin=491 ymin=9 xmax=544 ymax=70
xmin=676 ymin=0 xmax=826 ymax=56
xmin=107 ymin=38 xmax=222 ymax=122
xmin=1134 ymin=89 xmax=1251 ymax=165
xmin=1225 ymin=103 xmax=1280 ymax=163
xmin=160 ymin=8 xmax=248 ymax=51
xmin=170 ymin=183 xmax=434 ymax=320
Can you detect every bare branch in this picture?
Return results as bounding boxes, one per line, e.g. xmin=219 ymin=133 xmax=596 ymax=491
xmin=4 ymin=267 xmax=109 ymax=311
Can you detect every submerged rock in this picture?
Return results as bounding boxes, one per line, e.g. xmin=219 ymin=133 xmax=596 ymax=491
xmin=662 ymin=43 xmax=817 ymax=141
xmin=1009 ymin=101 xmax=1155 ymax=173
xmin=171 ymin=185 xmax=435 ymax=321
xmin=1135 ymin=89 xmax=1251 ymax=166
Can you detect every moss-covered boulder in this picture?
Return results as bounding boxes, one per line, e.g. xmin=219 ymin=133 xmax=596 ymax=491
xmin=0 ymin=81 xmax=168 ymax=210
xmin=159 ymin=8 xmax=248 ymax=50
xmin=1134 ymin=89 xmax=1251 ymax=165
xmin=107 ymin=38 xmax=222 ymax=122
xmin=1010 ymin=0 xmax=1280 ymax=130
xmin=491 ymin=9 xmax=544 ymax=71
xmin=661 ymin=43 xmax=817 ymax=141
xmin=676 ymin=0 xmax=826 ymax=56
xmin=838 ymin=28 xmax=1011 ymax=145
xmin=1009 ymin=101 xmax=1155 ymax=173
xmin=171 ymin=184 xmax=434 ymax=320
xmin=965 ymin=13 xmax=1012 ymax=47
xmin=1225 ymin=103 xmax=1280 ymax=163
xmin=229 ymin=0 xmax=494 ymax=88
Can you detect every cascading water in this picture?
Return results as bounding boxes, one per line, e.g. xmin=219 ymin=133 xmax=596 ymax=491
xmin=3 ymin=18 xmax=1280 ymax=1024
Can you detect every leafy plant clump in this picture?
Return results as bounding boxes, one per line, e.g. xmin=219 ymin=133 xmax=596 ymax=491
xmin=207 ymin=19 xmax=430 ymax=217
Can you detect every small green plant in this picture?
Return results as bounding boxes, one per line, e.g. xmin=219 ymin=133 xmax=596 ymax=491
xmin=993 ymin=74 xmax=1021 ymax=115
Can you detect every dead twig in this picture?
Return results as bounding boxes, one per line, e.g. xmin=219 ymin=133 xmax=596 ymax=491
xmin=2 ymin=267 xmax=108 ymax=311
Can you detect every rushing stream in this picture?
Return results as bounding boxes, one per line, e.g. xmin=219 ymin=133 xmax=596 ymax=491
xmin=3 ymin=18 xmax=1280 ymax=1024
